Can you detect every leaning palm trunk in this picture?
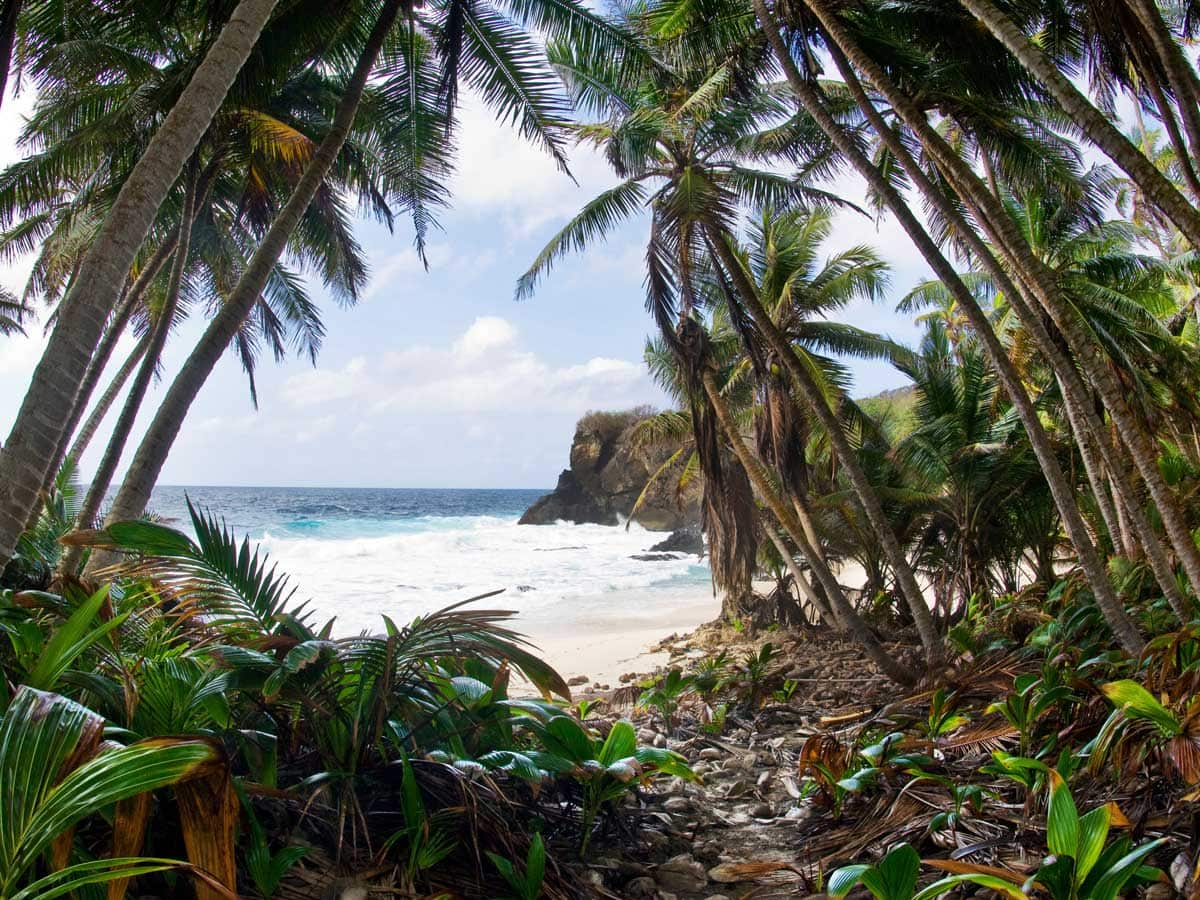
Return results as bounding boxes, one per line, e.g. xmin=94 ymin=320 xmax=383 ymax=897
xmin=68 ymin=331 xmax=153 ymax=469
xmin=0 ymin=0 xmax=20 ymax=112
xmin=956 ymin=0 xmax=1200 ymax=250
xmin=1123 ymin=0 xmax=1200 ymax=164
xmin=30 ymin=239 xmax=178 ymax=531
xmin=1131 ymin=41 xmax=1200 ymax=201
xmin=806 ymin=0 xmax=1189 ymax=631
xmin=0 ymin=0 xmax=279 ymax=567
xmin=764 ymin=527 xmax=832 ymax=624
xmin=804 ymin=33 xmax=1149 ymax=648
xmin=102 ymin=0 xmax=404 ymax=532
xmin=1061 ymin=386 xmax=1130 ymax=556
xmin=703 ymin=224 xmax=943 ymax=664
xmin=698 ymin=364 xmax=917 ymax=684
xmin=65 ymin=170 xmax=199 ymax=576
xmin=871 ymin=41 xmax=1200 ymax=617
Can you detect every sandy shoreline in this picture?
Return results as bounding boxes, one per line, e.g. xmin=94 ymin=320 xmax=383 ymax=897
xmin=524 ymin=564 xmax=876 ymax=688
xmin=522 ymin=589 xmax=721 ymax=686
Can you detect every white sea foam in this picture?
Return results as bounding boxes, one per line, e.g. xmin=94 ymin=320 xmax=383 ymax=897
xmin=258 ymin=517 xmax=712 ymax=638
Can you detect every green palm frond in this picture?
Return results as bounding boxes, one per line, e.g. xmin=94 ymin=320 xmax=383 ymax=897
xmin=66 ymin=499 xmax=312 ymax=637
xmin=0 ymin=286 xmax=31 ymax=336
xmin=456 ymin=2 xmax=573 ymax=170
xmin=0 ymin=686 xmax=214 ymax=898
xmin=516 ymin=178 xmax=648 ymax=299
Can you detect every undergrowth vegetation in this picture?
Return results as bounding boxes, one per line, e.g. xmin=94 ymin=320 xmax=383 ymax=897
xmin=628 ymin=578 xmax=1200 ymax=897
xmin=0 ymin=501 xmax=694 ymax=898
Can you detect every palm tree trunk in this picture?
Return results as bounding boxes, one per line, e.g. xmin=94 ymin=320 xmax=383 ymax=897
xmin=808 ymin=0 xmax=1190 ymax=630
xmin=103 ymin=0 xmax=403 ymax=529
xmin=816 ymin=37 xmax=1147 ymax=647
xmin=1128 ymin=37 xmax=1200 ymax=201
xmin=33 ymin=239 xmax=178 ymax=520
xmin=703 ymin=222 xmax=943 ymax=664
xmin=955 ymin=0 xmax=1200 ymax=250
xmin=700 ymin=368 xmax=916 ymax=684
xmin=0 ymin=0 xmax=278 ymax=567
xmin=0 ymin=0 xmax=20 ymax=112
xmin=1059 ymin=382 xmax=1128 ymax=556
xmin=1124 ymin=0 xmax=1200 ymax=164
xmin=67 ymin=169 xmax=198 ymax=576
xmin=764 ymin=527 xmax=829 ymax=625
xmin=753 ymin=0 xmax=1146 ymax=649
xmin=68 ymin=331 xmax=152 ymax=468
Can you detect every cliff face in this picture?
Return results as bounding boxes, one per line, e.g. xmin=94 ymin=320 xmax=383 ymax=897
xmin=519 ymin=410 xmax=700 ymax=531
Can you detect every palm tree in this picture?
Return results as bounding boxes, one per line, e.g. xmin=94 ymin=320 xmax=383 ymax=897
xmin=952 ymin=0 xmax=1200 ymax=250
xmin=101 ymin=0 xmax=639 ymax=533
xmin=0 ymin=0 xmax=280 ymax=566
xmin=894 ymin=322 xmax=1051 ymax=609
xmin=739 ymin=0 xmax=1171 ymax=652
xmin=520 ymin=20 xmax=945 ymax=665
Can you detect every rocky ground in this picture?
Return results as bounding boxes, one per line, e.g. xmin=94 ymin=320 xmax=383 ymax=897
xmin=570 ymin=623 xmax=908 ymax=900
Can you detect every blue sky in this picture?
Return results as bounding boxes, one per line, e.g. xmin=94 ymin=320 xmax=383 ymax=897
xmin=0 ymin=88 xmax=926 ymax=489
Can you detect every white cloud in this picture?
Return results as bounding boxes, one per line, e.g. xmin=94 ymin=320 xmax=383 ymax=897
xmin=453 ymin=316 xmax=517 ymax=356
xmin=282 ymin=356 xmax=369 ymax=408
xmin=282 ymin=316 xmax=650 ymax=419
xmin=450 ymin=97 xmax=618 ymax=236
xmin=362 ymin=244 xmax=454 ymax=301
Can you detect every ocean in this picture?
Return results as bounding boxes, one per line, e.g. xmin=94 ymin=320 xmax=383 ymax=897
xmin=142 ymin=486 xmax=716 ymax=670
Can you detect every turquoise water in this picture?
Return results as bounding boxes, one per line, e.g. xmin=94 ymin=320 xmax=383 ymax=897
xmin=139 ymin=485 xmax=713 ymax=638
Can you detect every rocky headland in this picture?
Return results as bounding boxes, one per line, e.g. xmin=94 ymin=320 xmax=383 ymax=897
xmin=520 ymin=408 xmax=701 ymax=536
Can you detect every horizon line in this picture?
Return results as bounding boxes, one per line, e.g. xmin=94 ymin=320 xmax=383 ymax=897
xmin=141 ymin=483 xmax=554 ymax=492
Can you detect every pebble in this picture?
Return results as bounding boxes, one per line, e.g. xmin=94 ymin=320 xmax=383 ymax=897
xmin=699 ymin=748 xmax=722 ymax=760
xmin=638 ymin=728 xmax=657 ymax=743
xmin=691 ymin=762 xmax=711 ymax=776
xmin=624 ymin=876 xmax=658 ymax=898
xmin=663 ymin=797 xmax=692 ymax=813
xmin=749 ymin=802 xmax=774 ymax=819
xmin=568 ymin=675 xmax=589 ymax=686
xmin=653 ymin=733 xmax=667 ymax=748
xmin=655 ymin=855 xmax=708 ymax=894
xmin=755 ymin=770 xmax=772 ymax=789
xmin=783 ymin=806 xmax=804 ymax=820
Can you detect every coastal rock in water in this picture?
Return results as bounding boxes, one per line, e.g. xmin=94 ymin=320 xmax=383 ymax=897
xmin=649 ymin=524 xmax=705 ymax=556
xmin=519 ymin=409 xmax=700 ymax=530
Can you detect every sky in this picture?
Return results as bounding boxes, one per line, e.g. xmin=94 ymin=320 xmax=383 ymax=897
xmin=0 ymin=84 xmax=927 ymax=490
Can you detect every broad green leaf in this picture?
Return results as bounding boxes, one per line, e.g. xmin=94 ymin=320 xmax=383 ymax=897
xmin=1046 ymin=770 xmax=1080 ymax=858
xmin=544 ymin=716 xmax=595 ymax=762
xmin=1075 ymin=804 xmax=1111 ymax=881
xmin=633 ymin=747 xmax=694 ymax=779
xmin=10 ymin=858 xmax=190 ymax=900
xmin=598 ymin=719 xmax=636 ymax=765
xmin=914 ymin=873 xmax=1029 ymax=900
xmin=27 ymin=586 xmax=127 ymax=691
xmin=1101 ymin=681 xmax=1180 ymax=735
xmin=875 ymin=844 xmax=920 ymax=899
xmin=526 ymin=832 xmax=545 ymax=895
xmin=827 ymin=864 xmax=871 ymax=897
xmin=449 ymin=675 xmax=493 ymax=708
xmin=1086 ymin=839 xmax=1165 ymax=900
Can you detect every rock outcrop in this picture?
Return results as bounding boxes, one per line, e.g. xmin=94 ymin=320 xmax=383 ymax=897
xmin=520 ymin=409 xmax=700 ymax=531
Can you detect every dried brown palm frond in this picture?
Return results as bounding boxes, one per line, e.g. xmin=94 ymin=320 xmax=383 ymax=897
xmin=799 ymin=793 xmax=929 ymax=866
xmin=938 ymin=719 xmax=1020 ymax=756
xmin=943 ymin=651 xmax=1032 ymax=700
